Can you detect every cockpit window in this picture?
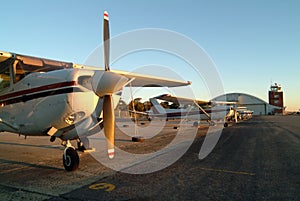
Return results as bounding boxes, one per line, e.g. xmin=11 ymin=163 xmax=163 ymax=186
xmin=0 ymin=53 xmax=73 ymax=89
xmin=15 ymin=54 xmax=72 ymax=73
xmin=0 ymin=64 xmax=11 ymax=92
xmin=13 ymin=60 xmax=26 ymax=82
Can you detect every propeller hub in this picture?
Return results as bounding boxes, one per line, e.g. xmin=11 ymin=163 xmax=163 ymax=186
xmin=92 ymin=71 xmax=128 ymax=97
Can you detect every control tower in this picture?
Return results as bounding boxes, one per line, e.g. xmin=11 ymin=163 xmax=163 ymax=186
xmin=268 ymin=83 xmax=284 ymax=114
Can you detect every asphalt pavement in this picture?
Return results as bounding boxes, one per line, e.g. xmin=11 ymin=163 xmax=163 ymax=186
xmin=1 ymin=115 xmax=299 ymax=201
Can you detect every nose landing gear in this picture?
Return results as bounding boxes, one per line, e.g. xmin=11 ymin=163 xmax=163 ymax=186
xmin=62 ymin=140 xmax=79 ymax=171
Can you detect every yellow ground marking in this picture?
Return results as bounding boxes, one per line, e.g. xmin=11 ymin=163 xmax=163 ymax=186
xmin=199 ymin=167 xmax=255 ymax=176
xmin=89 ymin=182 xmax=116 ymax=192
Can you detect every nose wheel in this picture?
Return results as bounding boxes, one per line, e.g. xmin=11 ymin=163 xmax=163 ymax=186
xmin=63 ymin=141 xmax=79 ymax=171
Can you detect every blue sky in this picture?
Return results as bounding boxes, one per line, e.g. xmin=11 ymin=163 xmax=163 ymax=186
xmin=1 ymin=0 xmax=299 ymax=110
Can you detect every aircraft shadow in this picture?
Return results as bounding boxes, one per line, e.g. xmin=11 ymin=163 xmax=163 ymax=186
xmin=0 ymin=141 xmax=63 ymax=150
xmin=0 ymin=158 xmax=64 ymax=171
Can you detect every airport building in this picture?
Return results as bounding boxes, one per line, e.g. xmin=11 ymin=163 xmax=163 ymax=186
xmin=212 ymin=92 xmax=282 ymax=115
xmin=268 ymin=83 xmax=284 ymax=114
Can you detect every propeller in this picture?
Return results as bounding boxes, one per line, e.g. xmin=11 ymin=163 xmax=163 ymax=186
xmin=91 ymin=11 xmax=128 ymax=159
xmin=103 ymin=10 xmax=110 ymax=71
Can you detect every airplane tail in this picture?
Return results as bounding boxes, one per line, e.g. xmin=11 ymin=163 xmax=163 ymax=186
xmin=150 ymin=98 xmax=166 ymax=114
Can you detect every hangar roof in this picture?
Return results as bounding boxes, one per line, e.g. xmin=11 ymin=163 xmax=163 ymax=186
xmin=212 ymin=92 xmax=268 ymax=105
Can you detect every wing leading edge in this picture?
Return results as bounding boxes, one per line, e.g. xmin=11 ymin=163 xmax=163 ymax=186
xmin=154 ymin=94 xmax=238 ymax=106
xmin=154 ymin=94 xmax=209 ymax=105
xmin=0 ymin=51 xmax=191 ymax=88
xmin=110 ymin=69 xmax=191 ymax=88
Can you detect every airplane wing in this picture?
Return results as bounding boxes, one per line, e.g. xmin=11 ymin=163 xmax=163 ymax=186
xmin=153 ymin=94 xmax=209 ymax=105
xmin=153 ymin=94 xmax=237 ymax=106
xmin=73 ymin=65 xmax=191 ymax=88
xmin=73 ymin=64 xmax=192 ymax=87
xmin=210 ymin=101 xmax=237 ymax=105
xmin=0 ymin=51 xmax=191 ymax=88
xmin=110 ymin=69 xmax=191 ymax=88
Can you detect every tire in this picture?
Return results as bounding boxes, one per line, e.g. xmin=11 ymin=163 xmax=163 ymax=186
xmin=224 ymin=122 xmax=228 ymax=127
xmin=63 ymin=147 xmax=79 ymax=171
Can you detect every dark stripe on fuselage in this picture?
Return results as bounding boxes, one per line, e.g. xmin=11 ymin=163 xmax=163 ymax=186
xmin=0 ymin=81 xmax=76 ymax=100
xmin=0 ymin=82 xmax=84 ymax=106
xmin=162 ymin=109 xmax=230 ymax=118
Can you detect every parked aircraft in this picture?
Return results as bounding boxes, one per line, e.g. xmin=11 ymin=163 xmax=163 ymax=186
xmin=236 ymin=107 xmax=253 ymax=120
xmin=144 ymin=94 xmax=237 ymax=127
xmin=0 ymin=11 xmax=190 ymax=171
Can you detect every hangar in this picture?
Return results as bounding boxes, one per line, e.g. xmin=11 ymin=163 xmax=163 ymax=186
xmin=212 ymin=93 xmax=281 ymax=115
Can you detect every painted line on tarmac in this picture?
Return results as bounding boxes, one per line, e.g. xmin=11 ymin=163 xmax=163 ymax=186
xmin=199 ymin=167 xmax=255 ymax=176
xmin=89 ymin=182 xmax=116 ymax=192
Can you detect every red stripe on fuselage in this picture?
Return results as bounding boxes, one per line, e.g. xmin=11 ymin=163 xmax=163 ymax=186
xmin=0 ymin=81 xmax=76 ymax=101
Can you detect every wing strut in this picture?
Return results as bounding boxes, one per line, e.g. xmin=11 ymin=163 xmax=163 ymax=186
xmin=193 ymin=100 xmax=213 ymax=125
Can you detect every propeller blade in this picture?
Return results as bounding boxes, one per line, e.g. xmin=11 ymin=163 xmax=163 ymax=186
xmin=103 ymin=11 xmax=116 ymax=159
xmin=103 ymin=95 xmax=115 ymax=159
xmin=103 ymin=11 xmax=110 ymax=71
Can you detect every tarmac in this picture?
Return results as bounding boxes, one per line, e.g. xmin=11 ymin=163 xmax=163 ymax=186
xmin=0 ymin=115 xmax=300 ymax=201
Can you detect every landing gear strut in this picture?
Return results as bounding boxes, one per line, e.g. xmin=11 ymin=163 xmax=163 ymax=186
xmin=77 ymin=138 xmax=90 ymax=152
xmin=62 ymin=140 xmax=79 ymax=171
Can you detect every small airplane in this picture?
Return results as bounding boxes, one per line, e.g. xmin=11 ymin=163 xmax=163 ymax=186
xmin=139 ymin=94 xmax=237 ymax=127
xmin=0 ymin=11 xmax=191 ymax=171
xmin=236 ymin=107 xmax=253 ymax=120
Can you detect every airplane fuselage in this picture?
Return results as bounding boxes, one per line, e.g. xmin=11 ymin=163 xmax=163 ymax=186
xmin=148 ymin=107 xmax=230 ymax=121
xmin=0 ymin=68 xmax=109 ymax=140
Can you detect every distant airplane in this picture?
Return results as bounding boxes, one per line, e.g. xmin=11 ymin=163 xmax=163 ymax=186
xmin=142 ymin=94 xmax=238 ymax=127
xmin=0 ymin=11 xmax=190 ymax=171
xmin=236 ymin=107 xmax=253 ymax=120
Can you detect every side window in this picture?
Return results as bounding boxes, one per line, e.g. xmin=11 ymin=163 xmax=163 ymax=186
xmin=14 ymin=61 xmax=26 ymax=83
xmin=0 ymin=65 xmax=11 ymax=92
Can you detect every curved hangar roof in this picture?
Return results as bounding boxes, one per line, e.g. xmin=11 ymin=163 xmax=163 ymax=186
xmin=212 ymin=93 xmax=281 ymax=115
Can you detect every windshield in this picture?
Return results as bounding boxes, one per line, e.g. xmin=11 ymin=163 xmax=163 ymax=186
xmin=0 ymin=53 xmax=73 ymax=92
xmin=0 ymin=61 xmax=11 ymax=92
xmin=15 ymin=54 xmax=72 ymax=73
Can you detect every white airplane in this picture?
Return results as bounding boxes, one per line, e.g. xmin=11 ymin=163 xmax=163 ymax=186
xmin=144 ymin=94 xmax=237 ymax=127
xmin=0 ymin=11 xmax=190 ymax=171
xmin=236 ymin=107 xmax=253 ymax=120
